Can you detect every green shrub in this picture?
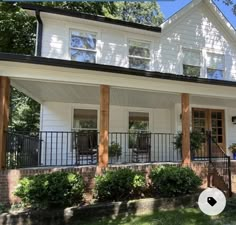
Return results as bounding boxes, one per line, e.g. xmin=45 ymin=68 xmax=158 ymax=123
xmin=14 ymin=171 xmax=84 ymax=208
xmin=94 ymin=168 xmax=146 ymax=201
xmin=174 ymin=130 xmax=204 ymax=154
xmin=150 ymin=166 xmax=202 ymax=197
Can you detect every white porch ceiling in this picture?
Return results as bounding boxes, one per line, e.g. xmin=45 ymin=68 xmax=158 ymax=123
xmin=11 ymin=79 xmax=236 ymax=108
xmin=12 ymin=79 xmax=182 ymax=108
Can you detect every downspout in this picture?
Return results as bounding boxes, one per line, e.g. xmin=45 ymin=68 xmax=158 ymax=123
xmin=35 ymin=10 xmax=43 ymax=57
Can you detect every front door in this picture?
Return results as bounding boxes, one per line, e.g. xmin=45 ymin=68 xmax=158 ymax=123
xmin=192 ymin=108 xmax=226 ymax=158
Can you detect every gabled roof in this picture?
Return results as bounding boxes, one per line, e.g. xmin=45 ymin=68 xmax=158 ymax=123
xmin=22 ymin=4 xmax=161 ymax=33
xmin=161 ymin=0 xmax=236 ymax=40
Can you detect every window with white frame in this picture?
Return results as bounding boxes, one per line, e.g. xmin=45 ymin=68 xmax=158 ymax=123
xmin=70 ymin=30 xmax=97 ymax=63
xmin=128 ymin=40 xmax=151 ymax=70
xmin=206 ymin=53 xmax=224 ymax=80
xmin=128 ymin=112 xmax=149 ymax=148
xmin=183 ymin=49 xmax=201 ymax=77
xmin=129 ymin=112 xmax=149 ymax=132
xmin=73 ymin=109 xmax=97 ymax=130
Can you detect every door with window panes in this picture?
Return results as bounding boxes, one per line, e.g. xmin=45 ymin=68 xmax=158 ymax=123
xmin=192 ymin=108 xmax=225 ymax=158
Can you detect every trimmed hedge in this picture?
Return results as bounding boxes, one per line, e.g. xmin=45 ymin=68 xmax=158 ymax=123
xmin=150 ymin=166 xmax=202 ymax=197
xmin=94 ymin=168 xmax=146 ymax=201
xmin=14 ymin=171 xmax=84 ymax=208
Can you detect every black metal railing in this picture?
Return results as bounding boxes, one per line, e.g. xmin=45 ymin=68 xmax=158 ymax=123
xmin=207 ymin=131 xmax=232 ymax=197
xmin=108 ymin=132 xmax=181 ymax=164
xmin=6 ymin=131 xmax=99 ymax=168
xmin=6 ymin=131 xmax=181 ymax=168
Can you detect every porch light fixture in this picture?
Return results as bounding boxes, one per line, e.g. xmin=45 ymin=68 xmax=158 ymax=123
xmin=232 ymin=116 xmax=236 ymax=124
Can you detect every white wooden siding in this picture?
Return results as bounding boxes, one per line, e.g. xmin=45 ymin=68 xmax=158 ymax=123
xmin=40 ymin=102 xmax=172 ymax=165
xmin=40 ymin=3 xmax=236 ymax=80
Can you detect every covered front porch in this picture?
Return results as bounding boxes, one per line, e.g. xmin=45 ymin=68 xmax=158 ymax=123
xmin=1 ymin=79 xmax=236 ymax=169
xmin=0 ymin=54 xmax=236 ymax=170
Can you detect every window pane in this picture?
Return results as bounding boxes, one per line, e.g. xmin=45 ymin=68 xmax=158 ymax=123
xmin=129 ymin=40 xmax=150 ymax=58
xmin=129 ymin=40 xmax=150 ymax=49
xmin=183 ymin=65 xmax=200 ymax=77
xmin=71 ymin=33 xmax=96 ymax=50
xmin=129 ymin=112 xmax=149 ymax=131
xmin=129 ymin=57 xmax=150 ymax=70
xmin=207 ymin=69 xmax=223 ymax=80
xmin=129 ymin=46 xmax=150 ymax=58
xmin=73 ymin=109 xmax=97 ymax=129
xmin=183 ymin=49 xmax=200 ymax=66
xmin=206 ymin=53 xmax=224 ymax=70
xmin=71 ymin=49 xmax=96 ymax=63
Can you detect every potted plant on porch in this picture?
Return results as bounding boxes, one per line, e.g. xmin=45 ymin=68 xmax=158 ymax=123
xmin=174 ymin=130 xmax=204 ymax=159
xmin=228 ymin=143 xmax=236 ymax=160
xmin=109 ymin=142 xmax=122 ymax=163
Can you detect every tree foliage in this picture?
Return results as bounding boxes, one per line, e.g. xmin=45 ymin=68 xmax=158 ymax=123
xmin=114 ymin=1 xmax=163 ymax=26
xmin=9 ymin=87 xmax=40 ymax=132
xmin=218 ymin=0 xmax=236 ymax=15
xmin=0 ymin=3 xmax=36 ymax=55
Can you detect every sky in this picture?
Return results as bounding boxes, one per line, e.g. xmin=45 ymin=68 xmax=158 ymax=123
xmin=157 ymin=0 xmax=236 ymax=29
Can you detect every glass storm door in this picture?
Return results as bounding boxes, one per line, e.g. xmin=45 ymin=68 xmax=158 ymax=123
xmin=192 ymin=108 xmax=225 ymax=158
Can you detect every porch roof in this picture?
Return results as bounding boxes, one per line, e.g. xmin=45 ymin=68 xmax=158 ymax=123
xmin=0 ymin=52 xmax=236 ymax=88
xmin=1 ymin=52 xmax=236 ymax=102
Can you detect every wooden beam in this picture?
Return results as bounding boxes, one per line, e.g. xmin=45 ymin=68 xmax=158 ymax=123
xmin=0 ymin=77 xmax=10 ymax=169
xmin=99 ymin=85 xmax=110 ymax=168
xmin=181 ymin=93 xmax=191 ymax=165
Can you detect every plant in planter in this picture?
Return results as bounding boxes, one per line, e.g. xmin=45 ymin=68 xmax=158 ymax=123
xmin=174 ymin=130 xmax=204 ymax=158
xmin=228 ymin=143 xmax=236 ymax=160
xmin=109 ymin=142 xmax=122 ymax=162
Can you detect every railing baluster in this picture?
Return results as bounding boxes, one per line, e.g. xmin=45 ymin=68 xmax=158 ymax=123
xmin=45 ymin=132 xmax=47 ymax=166
xmin=50 ymin=132 xmax=53 ymax=166
xmin=56 ymin=132 xmax=58 ymax=166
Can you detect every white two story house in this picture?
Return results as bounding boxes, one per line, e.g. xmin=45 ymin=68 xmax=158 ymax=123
xmin=0 ymin=0 xmax=236 ymax=171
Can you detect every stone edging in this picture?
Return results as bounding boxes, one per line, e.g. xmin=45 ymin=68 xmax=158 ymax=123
xmin=0 ymin=194 xmax=199 ymax=225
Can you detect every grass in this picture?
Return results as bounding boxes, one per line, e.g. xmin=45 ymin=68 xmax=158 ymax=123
xmin=78 ymin=198 xmax=236 ymax=225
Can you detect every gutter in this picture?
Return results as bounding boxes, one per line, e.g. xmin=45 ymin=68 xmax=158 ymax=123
xmin=35 ymin=10 xmax=43 ymax=57
xmin=22 ymin=4 xmax=161 ymax=33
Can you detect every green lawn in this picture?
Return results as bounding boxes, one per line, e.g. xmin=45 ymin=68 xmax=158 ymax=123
xmin=79 ymin=198 xmax=236 ymax=225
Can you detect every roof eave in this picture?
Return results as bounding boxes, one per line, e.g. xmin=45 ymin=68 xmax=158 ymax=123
xmin=21 ymin=4 xmax=162 ymax=33
xmin=0 ymin=52 xmax=235 ymax=88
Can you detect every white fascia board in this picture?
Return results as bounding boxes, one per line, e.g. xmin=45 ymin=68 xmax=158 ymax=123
xmin=205 ymin=0 xmax=236 ymax=41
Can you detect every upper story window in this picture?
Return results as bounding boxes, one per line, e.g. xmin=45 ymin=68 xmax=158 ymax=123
xmin=183 ymin=49 xmax=201 ymax=77
xmin=206 ymin=53 xmax=224 ymax=80
xmin=128 ymin=40 xmax=150 ymax=70
xmin=70 ymin=30 xmax=97 ymax=63
xmin=73 ymin=109 xmax=97 ymax=130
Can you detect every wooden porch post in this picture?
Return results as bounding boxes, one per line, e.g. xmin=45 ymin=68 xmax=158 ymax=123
xmin=181 ymin=93 xmax=191 ymax=165
xmin=98 ymin=85 xmax=110 ymax=168
xmin=0 ymin=76 xmax=10 ymax=169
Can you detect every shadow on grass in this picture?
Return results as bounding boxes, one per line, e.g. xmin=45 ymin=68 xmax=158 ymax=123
xmin=78 ymin=204 xmax=236 ymax=225
xmin=77 ymin=208 xmax=210 ymax=225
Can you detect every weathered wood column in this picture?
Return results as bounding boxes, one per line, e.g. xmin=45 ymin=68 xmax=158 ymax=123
xmin=181 ymin=93 xmax=191 ymax=165
xmin=0 ymin=76 xmax=10 ymax=169
xmin=98 ymin=85 xmax=110 ymax=168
